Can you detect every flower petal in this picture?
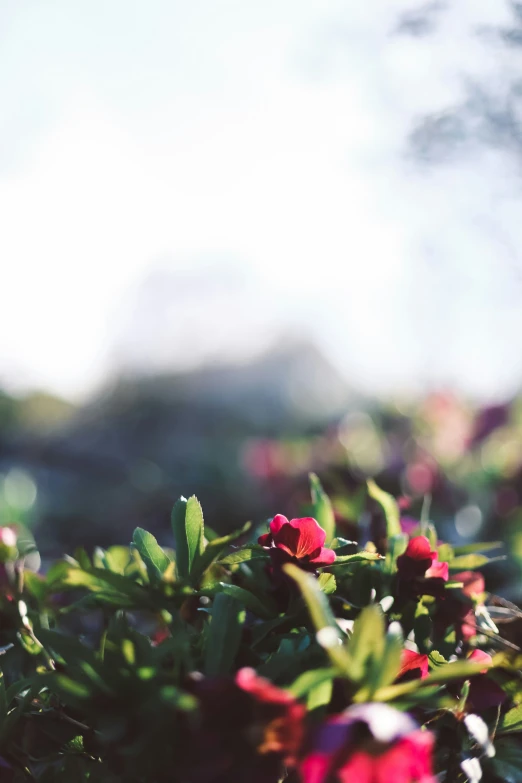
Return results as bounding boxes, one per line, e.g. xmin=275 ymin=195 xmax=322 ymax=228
xmin=405 ymin=536 xmax=436 ymax=562
xmin=269 ymin=514 xmax=289 ymax=535
xmin=258 ymin=533 xmax=272 ymax=547
xmin=287 ymin=517 xmax=326 ymax=559
xmin=310 ymin=547 xmax=336 ymax=565
xmin=425 ymin=559 xmax=449 ymax=581
xmin=397 ymin=649 xmax=429 ymax=681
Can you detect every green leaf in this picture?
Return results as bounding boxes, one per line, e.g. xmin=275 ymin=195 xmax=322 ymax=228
xmin=132 ymin=528 xmax=171 ymax=584
xmin=347 ymin=605 xmax=385 ymax=683
xmin=283 ymin=564 xmax=352 ymax=675
xmin=489 ymin=738 xmax=522 ymax=782
xmin=105 ymin=546 xmax=132 ymax=575
xmin=204 ymin=593 xmax=245 ymax=676
xmin=452 ymin=541 xmax=503 ymax=555
xmin=373 ymin=658 xmax=495 ymax=701
xmin=367 ymin=480 xmax=401 ymax=537
xmin=328 ymin=551 xmax=384 ymax=566
xmin=171 ymin=496 xmax=190 ymax=580
xmin=449 ymin=553 xmax=497 ymax=570
xmin=331 ymin=537 xmax=358 ymax=554
xmin=193 ymin=522 xmax=253 ymax=577
xmin=307 ymin=678 xmax=333 ymax=712
xmin=171 ymin=495 xmax=206 ymax=581
xmin=317 ymin=572 xmax=336 ymax=595
xmin=186 ymin=496 xmax=205 ymax=569
xmin=218 ymin=545 xmax=268 ymax=566
xmin=288 ymin=668 xmax=336 ymax=698
xmin=385 ymin=533 xmax=408 ymax=574
xmin=54 ymin=566 xmax=155 ymax=609
xmin=204 ymin=583 xmax=276 ymax=620
xmin=309 ymin=473 xmax=336 ymax=544
xmin=498 ymin=705 xmax=522 ymax=735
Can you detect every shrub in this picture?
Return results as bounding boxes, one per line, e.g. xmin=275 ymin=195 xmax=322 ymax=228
xmin=0 ymin=478 xmax=519 ymax=781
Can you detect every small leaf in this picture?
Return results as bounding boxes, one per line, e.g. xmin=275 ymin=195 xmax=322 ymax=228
xmin=218 ymin=545 xmax=268 ymax=566
xmin=453 ymin=541 xmax=503 ymax=555
xmin=172 ymin=497 xmax=190 ymax=580
xmin=171 ymin=495 xmax=206 ymax=582
xmin=318 ymin=573 xmax=336 ymax=595
xmin=331 ymin=537 xmax=358 ymax=554
xmin=309 ymin=473 xmax=336 ymax=544
xmin=204 ymin=593 xmax=245 ymax=676
xmin=373 ymin=658 xmax=495 ymax=701
xmin=186 ymin=496 xmax=206 ymax=571
xmin=367 ymin=480 xmax=401 ymax=537
xmin=385 ymin=533 xmax=408 ymax=574
xmin=132 ymin=528 xmax=171 ymax=584
xmin=449 ymin=553 xmax=498 ymax=571
xmin=347 ymin=605 xmax=385 ymax=683
xmin=193 ymin=522 xmax=253 ymax=576
xmin=307 ymin=678 xmax=333 ymax=712
xmin=371 ymin=623 xmax=403 ymax=692
xmin=283 ymin=564 xmax=352 ymax=676
xmin=328 ymin=551 xmax=384 ymax=566
xmin=498 ymin=705 xmax=522 ymax=735
xmin=204 ymin=583 xmax=276 ymax=620
xmin=288 ymin=668 xmax=336 ymax=698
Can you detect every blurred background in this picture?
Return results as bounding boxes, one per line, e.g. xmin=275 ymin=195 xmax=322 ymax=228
xmin=3 ymin=0 xmax=522 ymax=596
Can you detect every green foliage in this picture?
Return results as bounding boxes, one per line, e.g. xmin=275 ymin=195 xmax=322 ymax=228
xmin=0 ymin=481 xmax=517 ymax=782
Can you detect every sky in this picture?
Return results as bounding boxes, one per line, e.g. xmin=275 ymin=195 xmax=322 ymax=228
xmin=1 ymin=0 xmax=522 ymax=403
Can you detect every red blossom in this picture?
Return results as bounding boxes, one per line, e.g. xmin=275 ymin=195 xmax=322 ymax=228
xmin=397 ymin=536 xmax=437 ymax=578
xmin=397 ymin=649 xmax=429 ymax=682
xmin=258 ymin=515 xmax=336 ymax=567
xmin=300 ymin=703 xmax=436 ymax=783
xmin=235 ymin=668 xmax=305 ymax=763
xmin=395 ymin=536 xmax=449 ymax=601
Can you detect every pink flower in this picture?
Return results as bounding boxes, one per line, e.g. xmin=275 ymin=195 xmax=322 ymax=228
xmin=300 ymin=703 xmax=436 ymax=783
xmin=258 ymin=515 xmax=336 ymax=567
xmin=397 ymin=649 xmax=429 ymax=682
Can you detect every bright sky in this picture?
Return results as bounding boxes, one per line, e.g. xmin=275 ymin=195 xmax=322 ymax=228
xmin=1 ymin=0 xmax=522 ymax=402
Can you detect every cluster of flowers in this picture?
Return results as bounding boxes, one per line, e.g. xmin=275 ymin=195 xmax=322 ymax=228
xmin=187 ymin=665 xmax=435 ymax=783
xmin=0 ymin=483 xmax=516 ymax=783
xmin=173 ymin=513 xmax=505 ymax=783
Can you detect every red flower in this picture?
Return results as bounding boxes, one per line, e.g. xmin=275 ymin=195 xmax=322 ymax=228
xmin=397 ymin=649 xmax=429 ymax=682
xmin=184 ymin=668 xmax=305 ymax=783
xmin=235 ymin=668 xmax=305 ymax=763
xmin=300 ymin=703 xmax=436 ymax=783
xmin=397 ymin=537 xmax=437 ymax=578
xmin=396 ymin=536 xmax=448 ymax=599
xmin=258 ymin=515 xmax=336 ymax=567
